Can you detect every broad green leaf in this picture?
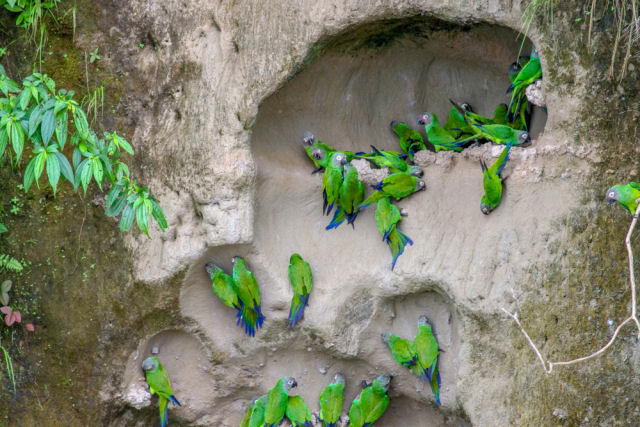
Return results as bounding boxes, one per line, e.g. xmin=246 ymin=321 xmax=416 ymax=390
xmin=72 ymin=147 xmax=81 ymax=169
xmin=106 ymin=181 xmax=123 ymax=207
xmin=106 ymin=193 xmax=127 ymax=217
xmin=117 ymin=136 xmax=134 ymax=155
xmin=0 ymin=223 xmax=7 ymax=234
xmin=81 ymin=159 xmax=93 ymax=194
xmin=46 ymin=154 xmax=60 ymax=195
xmin=135 ymin=202 xmax=149 ymax=236
xmin=55 ymin=110 xmax=68 ymax=149
xmin=54 ymin=152 xmax=74 ymax=183
xmin=18 ymin=87 xmax=30 ymax=110
xmin=53 ymin=99 xmax=66 ymax=115
xmin=92 ymin=157 xmax=103 ymax=187
xmin=30 ymin=85 xmax=38 ymax=103
xmin=0 ymin=127 xmax=7 ymax=157
xmin=150 ymin=199 xmax=168 ymax=230
xmin=120 ymin=203 xmax=135 ymax=232
xmin=10 ymin=120 xmax=24 ymax=160
xmin=116 ymin=162 xmax=129 ymax=180
xmin=23 ymin=155 xmax=36 ymax=192
xmin=33 ymin=152 xmax=46 ymax=187
xmin=41 ymin=108 xmax=55 ymax=144
xmin=73 ymin=158 xmax=89 ymax=191
xmin=73 ymin=108 xmax=88 ymax=137
xmin=28 ymin=104 xmax=42 ymax=137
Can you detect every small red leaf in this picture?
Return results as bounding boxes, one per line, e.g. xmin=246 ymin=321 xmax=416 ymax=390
xmin=26 ymin=323 xmax=34 ymax=332
xmin=12 ymin=311 xmax=21 ymax=324
xmin=5 ymin=314 xmax=13 ymax=326
xmin=0 ymin=306 xmax=11 ymax=315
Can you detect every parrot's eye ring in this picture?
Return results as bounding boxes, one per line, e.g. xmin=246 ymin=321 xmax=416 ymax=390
xmin=609 ymin=191 xmax=615 ymax=198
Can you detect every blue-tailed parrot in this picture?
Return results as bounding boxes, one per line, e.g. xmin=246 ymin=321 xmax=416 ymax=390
xmin=607 ymin=182 xmax=640 ymax=214
xmin=480 ymin=144 xmax=511 ymax=215
xmin=232 ymin=256 xmax=265 ymax=336
xmin=288 ymin=253 xmax=312 ymax=328
xmin=264 ymin=377 xmax=298 ymax=427
xmin=319 ymin=373 xmax=345 ymax=427
xmin=142 ymin=357 xmax=181 ymax=427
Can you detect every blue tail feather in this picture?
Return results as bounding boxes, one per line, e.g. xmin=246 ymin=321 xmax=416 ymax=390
xmin=390 ymin=230 xmax=413 ymax=271
xmin=326 ymin=207 xmax=345 ymax=230
xmin=169 ymin=395 xmax=181 ymax=406
xmin=288 ymin=294 xmax=310 ymax=328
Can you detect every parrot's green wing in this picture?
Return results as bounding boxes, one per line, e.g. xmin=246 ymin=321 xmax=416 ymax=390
xmin=339 ymin=164 xmax=365 ymax=226
xmin=319 ymin=383 xmax=344 ymax=426
xmin=414 ymin=324 xmax=439 ymax=379
xmin=208 ymin=266 xmax=240 ymax=309
xmin=288 ymin=253 xmax=313 ymax=328
xmin=378 ymin=174 xmax=418 ymax=200
xmin=391 ymin=121 xmax=425 ymax=159
xmin=285 ymin=395 xmax=313 ymax=427
xmin=387 ymin=228 xmax=413 ymax=271
xmin=360 ymin=382 xmax=390 ymax=425
xmin=264 ymin=379 xmax=288 ymax=426
xmin=240 ymin=400 xmax=254 ymax=427
xmin=492 ymin=104 xmax=509 ymax=125
xmin=375 ymin=197 xmax=401 ymax=243
xmin=386 ymin=335 xmax=424 ymax=378
xmin=248 ymin=396 xmax=266 ymax=427
xmin=629 ymin=182 xmax=640 ymax=190
xmin=348 ymin=398 xmax=364 ymax=427
xmin=488 ymin=144 xmax=512 ymax=176
xmin=322 ymin=153 xmax=346 ymax=215
xmin=233 ymin=257 xmax=264 ymax=336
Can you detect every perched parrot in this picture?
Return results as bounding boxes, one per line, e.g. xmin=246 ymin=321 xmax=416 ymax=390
xmin=248 ymin=395 xmax=267 ymax=427
xmin=241 ymin=396 xmax=266 ymax=427
xmin=606 ymin=182 xmax=640 ymax=214
xmin=507 ymin=47 xmax=541 ymax=122
xmin=473 ymin=124 xmax=530 ymax=146
xmin=414 ymin=316 xmax=441 ymax=404
xmin=288 ymin=253 xmax=313 ymax=328
xmin=374 ymin=197 xmax=402 ymax=243
xmin=302 ymin=132 xmax=357 ymax=172
xmin=390 ymin=121 xmax=426 ymax=159
xmin=348 ymin=397 xmax=365 ymax=427
xmin=417 ymin=112 xmax=474 ymax=152
xmin=319 ymin=373 xmax=345 ymax=427
xmin=480 ymin=144 xmax=512 ymax=215
xmin=205 ymin=263 xmax=241 ymax=313
xmin=357 ymin=146 xmax=419 ymax=176
xmin=141 ymin=357 xmax=181 ymax=427
xmin=232 ymin=256 xmax=265 ymax=336
xmin=323 ymin=152 xmax=347 ymax=215
xmin=285 ymin=395 xmax=313 ymax=427
xmin=491 ymin=104 xmax=509 ymax=126
xmin=357 ymin=173 xmax=426 ymax=210
xmin=339 ymin=163 xmax=366 ymax=227
xmin=386 ymin=228 xmax=413 ymax=271
xmin=326 ymin=207 xmax=347 ymax=230
xmin=264 ymin=377 xmax=298 ymax=427
xmin=382 ymin=332 xmax=426 ymax=379
xmin=358 ymin=375 xmax=391 ymax=426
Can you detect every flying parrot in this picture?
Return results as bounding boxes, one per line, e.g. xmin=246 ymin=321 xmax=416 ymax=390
xmin=319 ymin=373 xmax=345 ymax=427
xmin=480 ymin=144 xmax=512 ymax=215
xmin=204 ymin=263 xmax=242 ymax=326
xmin=357 ymin=173 xmax=426 ymax=210
xmin=264 ymin=376 xmax=298 ymax=427
xmin=285 ymin=395 xmax=313 ymax=427
xmin=232 ymin=256 xmax=265 ymax=336
xmin=141 ymin=357 xmax=181 ymax=427
xmin=606 ymin=182 xmax=640 ymax=214
xmin=341 ymin=163 xmax=366 ymax=225
xmin=390 ymin=121 xmax=426 ymax=160
xmin=417 ymin=112 xmax=475 ymax=152
xmin=358 ymin=375 xmax=391 ymax=426
xmin=382 ymin=332 xmax=426 ymax=379
xmin=414 ymin=316 xmax=441 ymax=404
xmin=288 ymin=253 xmax=313 ymax=328
xmin=473 ymin=124 xmax=530 ymax=146
xmin=323 ymin=152 xmax=347 ymax=215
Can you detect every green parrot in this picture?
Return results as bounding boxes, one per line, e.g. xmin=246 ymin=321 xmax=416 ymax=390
xmin=327 ymin=163 xmax=366 ymax=230
xmin=390 ymin=121 xmax=426 ymax=159
xmin=319 ymin=373 xmax=345 ymax=427
xmin=473 ymin=123 xmax=530 ymax=146
xmin=414 ymin=316 xmax=441 ymax=404
xmin=141 ymin=357 xmax=181 ymax=427
xmin=507 ymin=47 xmax=541 ymax=122
xmin=375 ymin=198 xmax=413 ymax=270
xmin=417 ymin=112 xmax=475 ymax=152
xmin=285 ymin=395 xmax=313 ymax=427
xmin=248 ymin=395 xmax=267 ymax=427
xmin=348 ymin=397 xmax=365 ymax=427
xmin=429 ymin=365 xmax=442 ymax=408
xmin=358 ymin=375 xmax=391 ymax=426
xmin=358 ymin=173 xmax=426 ymax=210
xmin=491 ymin=104 xmax=509 ymax=126
xmin=508 ymin=61 xmax=522 ymax=83
xmin=357 ymin=146 xmax=422 ymax=176
xmin=204 ymin=263 xmax=242 ymax=325
xmin=382 ymin=332 xmax=426 ymax=379
xmin=606 ymin=182 xmax=640 ymax=214
xmin=288 ymin=253 xmax=313 ymax=328
xmin=264 ymin=376 xmax=298 ymax=427
xmin=302 ymin=131 xmax=358 ymax=173
xmin=241 ymin=396 xmax=266 ymax=427
xmin=323 ymin=152 xmax=347 ymax=215
xmin=480 ymin=144 xmax=512 ymax=215
xmin=232 ymin=256 xmax=265 ymax=336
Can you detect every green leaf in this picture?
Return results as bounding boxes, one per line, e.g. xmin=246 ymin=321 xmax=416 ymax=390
xmin=92 ymin=157 xmax=103 ymax=188
xmin=81 ymin=159 xmax=93 ymax=194
xmin=18 ymin=87 xmax=30 ymax=110
xmin=120 ymin=203 xmax=135 ymax=232
xmin=28 ymin=104 xmax=42 ymax=137
xmin=23 ymin=155 xmax=36 ymax=192
xmin=106 ymin=181 xmax=123 ymax=207
xmin=150 ymin=198 xmax=168 ymax=230
xmin=117 ymin=136 xmax=134 ymax=155
xmin=41 ymin=108 xmax=55 ymax=144
xmin=10 ymin=120 xmax=24 ymax=160
xmin=0 ymin=127 xmax=7 ymax=157
xmin=135 ymin=201 xmax=149 ymax=236
xmin=116 ymin=162 xmax=129 ymax=180
xmin=33 ymin=152 xmax=46 ymax=188
xmin=72 ymin=147 xmax=81 ymax=169
xmin=0 ymin=223 xmax=7 ymax=233
xmin=53 ymin=99 xmax=66 ymax=115
xmin=46 ymin=154 xmax=60 ymax=196
xmin=55 ymin=110 xmax=67 ymax=149
xmin=54 ymin=152 xmax=74 ymax=183
xmin=73 ymin=158 xmax=88 ymax=191
xmin=106 ymin=193 xmax=127 ymax=217
xmin=73 ymin=108 xmax=88 ymax=137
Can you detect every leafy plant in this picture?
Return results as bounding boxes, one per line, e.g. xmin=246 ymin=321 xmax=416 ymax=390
xmin=0 ymin=345 xmax=15 ymax=396
xmin=0 ymin=66 xmax=167 ymax=236
xmin=88 ymin=47 xmax=100 ymax=63
xmin=0 ymin=255 xmax=22 ymax=272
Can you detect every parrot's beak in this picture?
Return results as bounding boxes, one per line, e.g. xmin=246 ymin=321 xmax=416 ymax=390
xmin=292 ymin=379 xmax=298 ymax=388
